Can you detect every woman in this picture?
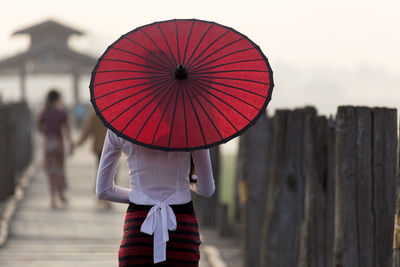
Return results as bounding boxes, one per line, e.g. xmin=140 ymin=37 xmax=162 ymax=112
xmin=97 ymin=129 xmax=215 ymax=266
xmin=38 ymin=89 xmax=73 ymax=208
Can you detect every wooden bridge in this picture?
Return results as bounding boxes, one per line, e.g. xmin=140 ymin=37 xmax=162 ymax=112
xmin=0 ymin=104 xmax=241 ymax=266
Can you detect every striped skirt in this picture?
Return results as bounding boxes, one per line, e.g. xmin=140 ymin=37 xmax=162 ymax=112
xmin=119 ymin=201 xmax=201 ymax=266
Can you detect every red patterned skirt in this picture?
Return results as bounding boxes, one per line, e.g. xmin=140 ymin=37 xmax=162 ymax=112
xmin=43 ymin=137 xmax=66 ymax=194
xmin=119 ymin=201 xmax=201 ymax=266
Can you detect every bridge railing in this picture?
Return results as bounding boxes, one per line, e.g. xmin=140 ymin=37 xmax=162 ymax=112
xmin=0 ymin=101 xmax=33 ymax=201
xmin=234 ymin=106 xmax=398 ymax=267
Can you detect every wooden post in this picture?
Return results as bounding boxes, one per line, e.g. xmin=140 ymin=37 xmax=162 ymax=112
xmin=0 ymin=105 xmax=15 ymax=200
xmin=19 ymin=68 xmax=26 ymax=101
xmin=299 ymin=111 xmax=332 ymax=267
xmin=325 ymin=117 xmax=336 ymax=267
xmin=372 ymin=108 xmax=397 ymax=266
xmin=191 ymin=146 xmax=220 ymax=226
xmin=234 ymin=131 xmax=246 ymax=234
xmin=260 ymin=108 xmax=309 ymax=267
xmin=216 ymin=203 xmax=231 ymax=236
xmin=334 ymin=106 xmax=373 ymax=267
xmin=22 ymin=101 xmax=33 ymax=169
xmin=72 ymin=73 xmax=80 ymax=105
xmin=12 ymin=102 xmax=32 ymax=178
xmin=237 ymin=112 xmax=269 ymax=267
xmin=334 ymin=106 xmax=397 ymax=267
xmin=393 ymin=117 xmax=400 ymax=267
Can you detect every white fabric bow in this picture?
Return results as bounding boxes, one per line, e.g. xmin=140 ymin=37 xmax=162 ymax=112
xmin=140 ymin=201 xmax=177 ymax=263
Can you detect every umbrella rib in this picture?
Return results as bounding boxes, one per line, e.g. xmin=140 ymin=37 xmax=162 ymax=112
xmin=186 ymin=81 xmax=223 ymax=140
xmin=135 ymin=81 xmax=177 ymax=140
xmin=181 ymin=82 xmax=188 ymax=147
xmin=186 ymin=30 xmax=229 ymax=70
xmin=110 ymin=46 xmax=171 ymax=71
xmin=96 ymin=70 xmax=167 ymax=74
xmin=190 ymin=47 xmax=256 ymax=72
xmin=195 ymin=69 xmax=267 ymax=76
xmin=156 ymin=23 xmax=178 ymax=66
xmin=196 ymin=77 xmax=266 ymax=98
xmin=151 ymin=82 xmax=180 ymax=145
xmin=192 ymin=75 xmax=269 ymax=86
xmin=124 ymin=36 xmax=173 ymax=69
xmin=185 ymin=23 xmax=214 ymax=68
xmin=102 ymin=58 xmax=168 ymax=72
xmin=94 ymin=77 xmax=169 ymax=100
xmin=167 ymin=81 xmax=181 ymax=148
xmin=182 ymin=20 xmax=195 ymax=66
xmin=99 ymin=78 xmax=173 ymax=112
xmin=193 ymin=79 xmax=260 ymax=110
xmin=187 ymin=37 xmax=244 ymax=70
xmin=139 ymin=29 xmax=175 ymax=67
xmin=93 ymin=74 xmax=170 ymax=87
xmin=174 ymin=20 xmax=181 ymax=64
xmin=193 ymin=59 xmax=264 ymax=73
xmin=191 ymin=80 xmax=251 ymax=122
xmin=110 ymin=79 xmax=173 ymax=125
xmin=184 ymin=82 xmax=207 ymax=146
xmin=190 ymin=81 xmax=238 ymax=132
xmin=121 ymin=79 xmax=177 ymax=134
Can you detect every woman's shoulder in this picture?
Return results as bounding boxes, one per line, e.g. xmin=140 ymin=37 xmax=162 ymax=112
xmin=39 ymin=107 xmax=52 ymax=119
xmin=41 ymin=107 xmax=68 ymax=122
xmin=41 ymin=106 xmax=67 ymax=114
xmin=106 ymin=129 xmax=125 ymax=147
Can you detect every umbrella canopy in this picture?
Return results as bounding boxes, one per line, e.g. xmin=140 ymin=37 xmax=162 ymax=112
xmin=90 ymin=19 xmax=274 ymax=151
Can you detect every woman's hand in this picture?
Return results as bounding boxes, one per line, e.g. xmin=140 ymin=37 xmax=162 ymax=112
xmin=190 ymin=183 xmax=197 ymax=192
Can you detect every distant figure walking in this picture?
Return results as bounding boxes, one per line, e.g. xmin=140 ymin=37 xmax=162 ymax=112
xmin=37 ymin=89 xmax=73 ymax=208
xmin=75 ymin=109 xmax=110 ymax=208
xmin=75 ymin=109 xmax=107 ymax=165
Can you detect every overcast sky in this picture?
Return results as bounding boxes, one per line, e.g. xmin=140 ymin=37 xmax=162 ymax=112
xmin=0 ymin=0 xmax=399 ymax=116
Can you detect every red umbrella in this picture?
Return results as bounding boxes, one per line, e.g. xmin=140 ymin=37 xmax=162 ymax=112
xmin=90 ymin=19 xmax=274 ymax=151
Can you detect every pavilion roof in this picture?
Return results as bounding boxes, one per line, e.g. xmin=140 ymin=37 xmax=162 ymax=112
xmin=0 ymin=19 xmax=97 ymax=75
xmin=13 ymin=19 xmax=83 ymax=37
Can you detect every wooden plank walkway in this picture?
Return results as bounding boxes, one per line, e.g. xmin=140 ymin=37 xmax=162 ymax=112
xmin=0 ymin=144 xmax=214 ymax=266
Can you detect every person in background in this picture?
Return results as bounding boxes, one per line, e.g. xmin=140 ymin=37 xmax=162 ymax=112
xmin=75 ymin=108 xmax=110 ymax=208
xmin=37 ymin=89 xmax=73 ymax=208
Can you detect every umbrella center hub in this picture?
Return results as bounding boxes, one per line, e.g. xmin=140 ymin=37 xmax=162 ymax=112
xmin=175 ymin=64 xmax=188 ymax=80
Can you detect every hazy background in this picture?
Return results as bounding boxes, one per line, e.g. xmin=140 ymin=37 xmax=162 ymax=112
xmin=0 ymin=0 xmax=399 ymax=116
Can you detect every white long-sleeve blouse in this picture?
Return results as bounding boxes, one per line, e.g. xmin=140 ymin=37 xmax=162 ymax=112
xmin=96 ymin=130 xmax=215 ymax=263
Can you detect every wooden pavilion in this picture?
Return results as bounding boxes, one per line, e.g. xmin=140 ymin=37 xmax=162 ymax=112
xmin=0 ymin=19 xmax=97 ymax=104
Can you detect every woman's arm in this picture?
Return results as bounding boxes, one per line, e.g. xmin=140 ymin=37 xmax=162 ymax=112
xmin=96 ymin=130 xmax=130 ymax=203
xmin=191 ymin=149 xmax=215 ymax=198
xmin=75 ymin=111 xmax=95 ymax=147
xmin=63 ymin=117 xmax=74 ymax=155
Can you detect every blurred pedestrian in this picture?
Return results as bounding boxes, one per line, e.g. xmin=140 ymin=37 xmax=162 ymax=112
xmin=74 ymin=108 xmax=111 ymax=208
xmin=37 ymin=89 xmax=73 ymax=208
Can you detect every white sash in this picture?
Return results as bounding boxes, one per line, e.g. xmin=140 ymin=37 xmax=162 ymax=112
xmin=131 ymin=189 xmax=191 ymax=263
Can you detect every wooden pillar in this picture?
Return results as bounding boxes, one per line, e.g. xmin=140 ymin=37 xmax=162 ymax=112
xmin=334 ymin=106 xmax=373 ymax=267
xmin=334 ymin=106 xmax=397 ymax=267
xmin=298 ymin=112 xmax=334 ymax=267
xmin=19 ymin=68 xmax=26 ymax=101
xmin=372 ymin=108 xmax=397 ymax=266
xmin=0 ymin=105 xmax=15 ymax=200
xmin=72 ymin=73 xmax=80 ymax=105
xmin=260 ymin=108 xmax=309 ymax=267
xmin=191 ymin=146 xmax=220 ymax=227
xmin=325 ymin=117 xmax=336 ymax=267
xmin=237 ymin=112 xmax=269 ymax=267
xmin=393 ymin=117 xmax=400 ymax=267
